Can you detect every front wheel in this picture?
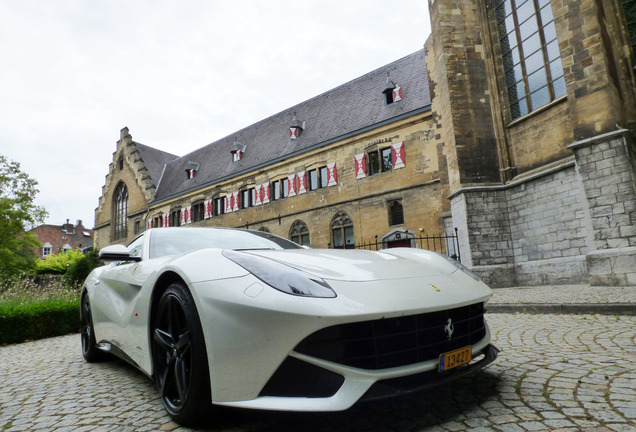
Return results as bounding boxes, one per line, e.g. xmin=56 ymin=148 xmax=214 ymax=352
xmin=80 ymin=291 xmax=107 ymax=362
xmin=151 ymin=283 xmax=211 ymax=426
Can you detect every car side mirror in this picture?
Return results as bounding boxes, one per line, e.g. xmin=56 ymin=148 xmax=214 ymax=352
xmin=99 ymin=244 xmax=141 ymax=262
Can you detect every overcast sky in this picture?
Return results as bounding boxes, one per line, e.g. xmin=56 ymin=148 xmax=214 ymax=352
xmin=0 ymin=1 xmax=431 ymax=229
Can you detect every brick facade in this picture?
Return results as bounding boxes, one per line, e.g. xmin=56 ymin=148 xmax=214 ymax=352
xmin=30 ymin=220 xmax=93 ymax=258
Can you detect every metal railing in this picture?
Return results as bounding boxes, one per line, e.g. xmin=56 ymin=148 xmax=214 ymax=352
xmin=353 ymin=228 xmax=461 ymax=261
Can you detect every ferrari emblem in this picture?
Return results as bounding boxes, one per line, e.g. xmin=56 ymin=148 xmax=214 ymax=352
xmin=430 ymin=283 xmax=440 ymax=292
xmin=444 ymin=318 xmax=454 ymax=340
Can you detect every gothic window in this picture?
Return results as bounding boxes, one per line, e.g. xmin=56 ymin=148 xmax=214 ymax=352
xmin=492 ymin=0 xmax=566 ymax=119
xmin=388 ymin=200 xmax=405 ymax=226
xmin=290 ymin=220 xmax=310 ymax=246
xmin=623 ymin=0 xmax=636 ymax=55
xmin=331 ymin=212 xmax=355 ymax=249
xmin=113 ymin=182 xmax=128 ymax=241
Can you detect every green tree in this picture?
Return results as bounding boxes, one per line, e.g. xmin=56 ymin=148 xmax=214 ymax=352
xmin=0 ymin=155 xmax=48 ymax=277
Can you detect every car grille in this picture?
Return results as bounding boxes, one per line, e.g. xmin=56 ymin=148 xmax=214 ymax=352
xmin=294 ymin=302 xmax=486 ymax=370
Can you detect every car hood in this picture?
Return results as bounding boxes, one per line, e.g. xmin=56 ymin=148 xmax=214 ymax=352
xmin=246 ymin=248 xmax=464 ymax=282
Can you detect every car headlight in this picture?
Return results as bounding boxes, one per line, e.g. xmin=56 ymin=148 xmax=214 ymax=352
xmin=439 ymin=254 xmax=482 ymax=282
xmin=223 ymin=250 xmax=337 ymax=298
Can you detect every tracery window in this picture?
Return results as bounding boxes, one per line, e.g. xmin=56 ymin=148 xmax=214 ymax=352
xmin=493 ymin=0 xmax=566 ymax=119
xmin=623 ymin=0 xmax=636 ymax=56
xmin=113 ymin=182 xmax=128 ymax=241
xmin=331 ymin=212 xmax=355 ymax=249
xmin=290 ymin=220 xmax=310 ymax=246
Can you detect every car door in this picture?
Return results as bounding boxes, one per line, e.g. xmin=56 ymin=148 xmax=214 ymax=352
xmin=92 ymin=235 xmax=152 ymax=365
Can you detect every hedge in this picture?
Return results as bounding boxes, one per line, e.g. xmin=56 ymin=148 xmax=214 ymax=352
xmin=0 ymin=299 xmax=80 ymax=345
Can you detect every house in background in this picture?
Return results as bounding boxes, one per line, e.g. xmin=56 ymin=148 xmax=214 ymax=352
xmin=30 ymin=220 xmax=93 ymax=258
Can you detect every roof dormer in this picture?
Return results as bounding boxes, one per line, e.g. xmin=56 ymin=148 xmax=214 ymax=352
xmin=289 ymin=113 xmax=305 ymax=140
xmin=185 ymin=161 xmax=200 ymax=179
xmin=231 ymin=140 xmax=246 ymax=162
xmin=382 ymin=74 xmax=401 ymax=105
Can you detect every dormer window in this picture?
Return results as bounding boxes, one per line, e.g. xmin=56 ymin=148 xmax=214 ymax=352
xmin=382 ymin=75 xmax=401 ymax=104
xmin=185 ymin=161 xmax=200 ymax=180
xmin=231 ymin=140 xmax=246 ymax=162
xmin=289 ymin=113 xmax=305 ymax=140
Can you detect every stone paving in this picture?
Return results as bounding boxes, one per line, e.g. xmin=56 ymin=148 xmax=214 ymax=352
xmin=1 ymin=313 xmax=634 ymax=431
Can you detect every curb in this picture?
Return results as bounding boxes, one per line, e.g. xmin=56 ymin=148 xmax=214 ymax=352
xmin=487 ymin=303 xmax=636 ymax=315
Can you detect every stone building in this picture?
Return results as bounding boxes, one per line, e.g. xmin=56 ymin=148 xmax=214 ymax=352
xmin=94 ymin=0 xmax=636 ymax=287
xmin=30 ymin=220 xmax=93 ymax=258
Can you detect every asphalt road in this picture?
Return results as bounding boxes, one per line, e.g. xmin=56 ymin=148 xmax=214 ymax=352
xmin=1 ymin=313 xmax=634 ymax=432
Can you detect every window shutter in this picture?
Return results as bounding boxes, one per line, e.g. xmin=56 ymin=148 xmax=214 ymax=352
xmin=262 ymin=182 xmax=270 ymax=204
xmin=289 ymin=127 xmax=298 ymax=139
xmin=288 ymin=174 xmax=297 ymax=197
xmin=393 ymin=86 xmax=402 ymax=102
xmin=225 ymin=195 xmax=232 ymax=213
xmin=392 ymin=141 xmax=405 ymax=169
xmin=297 ymin=172 xmax=307 ymax=194
xmin=232 ymin=191 xmax=240 ymax=212
xmin=254 ymin=184 xmax=262 ymax=206
xmin=354 ymin=154 xmax=367 ymax=179
xmin=327 ymin=162 xmax=338 ymax=186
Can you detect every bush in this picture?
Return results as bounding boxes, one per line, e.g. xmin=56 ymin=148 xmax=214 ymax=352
xmin=0 ymin=300 xmax=80 ymax=344
xmin=35 ymin=249 xmax=86 ymax=275
xmin=64 ymin=249 xmax=102 ymax=286
xmin=0 ymin=275 xmax=81 ymax=344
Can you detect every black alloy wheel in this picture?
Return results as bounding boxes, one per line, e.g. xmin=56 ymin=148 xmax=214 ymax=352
xmin=80 ymin=291 xmax=106 ymax=362
xmin=151 ymin=282 xmax=211 ymax=425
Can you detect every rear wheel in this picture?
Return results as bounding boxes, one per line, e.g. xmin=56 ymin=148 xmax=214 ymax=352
xmin=151 ymin=283 xmax=211 ymax=425
xmin=80 ymin=291 xmax=107 ymax=362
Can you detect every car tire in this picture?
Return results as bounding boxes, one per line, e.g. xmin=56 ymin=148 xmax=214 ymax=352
xmin=151 ymin=282 xmax=212 ymax=426
xmin=80 ymin=291 xmax=107 ymax=362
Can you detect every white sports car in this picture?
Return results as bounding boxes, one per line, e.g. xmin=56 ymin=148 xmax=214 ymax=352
xmin=81 ymin=227 xmax=498 ymax=425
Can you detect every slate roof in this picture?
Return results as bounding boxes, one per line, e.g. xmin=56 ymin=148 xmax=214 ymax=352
xmin=152 ymin=49 xmax=430 ymax=203
xmin=133 ymin=142 xmax=179 ymax=187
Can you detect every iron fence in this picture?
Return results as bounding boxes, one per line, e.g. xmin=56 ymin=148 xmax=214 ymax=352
xmin=353 ymin=228 xmax=461 ymax=261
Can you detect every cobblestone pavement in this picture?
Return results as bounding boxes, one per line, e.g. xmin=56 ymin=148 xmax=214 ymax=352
xmin=0 ymin=314 xmax=634 ymax=432
xmin=489 ymin=285 xmax=636 ymax=305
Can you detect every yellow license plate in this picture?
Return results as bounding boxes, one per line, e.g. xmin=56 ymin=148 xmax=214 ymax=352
xmin=439 ymin=346 xmax=472 ymax=372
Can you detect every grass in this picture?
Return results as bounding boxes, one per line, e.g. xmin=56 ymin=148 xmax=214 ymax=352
xmin=0 ymin=275 xmax=82 ymax=345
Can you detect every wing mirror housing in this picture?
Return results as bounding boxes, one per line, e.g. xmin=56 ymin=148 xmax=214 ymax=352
xmin=99 ymin=244 xmax=141 ymax=262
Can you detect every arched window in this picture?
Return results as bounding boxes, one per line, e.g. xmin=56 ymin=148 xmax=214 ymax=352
xmin=331 ymin=212 xmax=354 ymax=249
xmin=388 ymin=200 xmax=404 ymax=226
xmin=290 ymin=220 xmax=310 ymax=247
xmin=113 ymin=182 xmax=128 ymax=241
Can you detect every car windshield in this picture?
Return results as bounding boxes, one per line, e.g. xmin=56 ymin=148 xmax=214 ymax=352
xmin=148 ymin=228 xmax=301 ymax=259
